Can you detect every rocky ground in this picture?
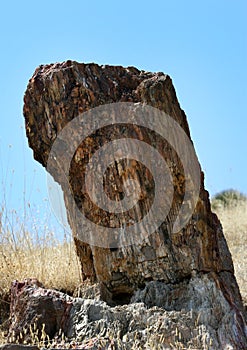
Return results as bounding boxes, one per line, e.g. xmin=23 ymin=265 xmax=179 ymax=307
xmin=0 ymin=275 xmax=245 ymax=350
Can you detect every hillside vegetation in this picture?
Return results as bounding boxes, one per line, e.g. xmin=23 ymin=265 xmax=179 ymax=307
xmin=0 ymin=189 xmax=246 ymax=349
xmin=211 ymin=190 xmax=247 ymax=302
xmin=0 ymin=190 xmax=246 ymax=299
xmin=0 ymin=190 xmax=246 ymax=348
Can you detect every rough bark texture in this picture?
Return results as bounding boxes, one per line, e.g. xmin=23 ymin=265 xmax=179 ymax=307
xmin=23 ymin=61 xmax=247 ymax=348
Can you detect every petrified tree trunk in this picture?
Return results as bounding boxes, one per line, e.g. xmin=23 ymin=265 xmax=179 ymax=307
xmin=23 ymin=61 xmax=246 ymax=347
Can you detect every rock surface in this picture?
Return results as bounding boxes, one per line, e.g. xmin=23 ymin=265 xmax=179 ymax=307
xmin=6 ymin=279 xmax=247 ymax=349
xmin=0 ymin=345 xmax=39 ymax=350
xmin=8 ymin=279 xmax=72 ymax=343
xmin=23 ymin=61 xmax=247 ymax=348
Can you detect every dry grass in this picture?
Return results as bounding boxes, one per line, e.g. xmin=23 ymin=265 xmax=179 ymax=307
xmin=0 ymin=192 xmax=246 ymax=348
xmin=0 ymin=207 xmax=82 ymax=296
xmin=0 ymin=206 xmax=82 ymax=344
xmin=213 ymin=200 xmax=247 ymax=302
xmin=0 ymin=196 xmax=246 ymax=299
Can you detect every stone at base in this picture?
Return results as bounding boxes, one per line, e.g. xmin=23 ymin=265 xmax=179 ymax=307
xmin=7 ymin=278 xmax=247 ymax=349
xmin=0 ymin=345 xmax=39 ymax=350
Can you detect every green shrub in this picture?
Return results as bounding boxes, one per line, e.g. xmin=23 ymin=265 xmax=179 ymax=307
xmin=211 ymin=189 xmax=247 ymax=210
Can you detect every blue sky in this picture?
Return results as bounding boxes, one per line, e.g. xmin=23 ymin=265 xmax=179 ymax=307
xmin=0 ymin=0 xmax=246 ymax=233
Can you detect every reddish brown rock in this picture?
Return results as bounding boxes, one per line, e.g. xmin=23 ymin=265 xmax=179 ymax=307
xmin=23 ymin=61 xmax=247 ymax=347
xmin=8 ymin=279 xmax=73 ymax=343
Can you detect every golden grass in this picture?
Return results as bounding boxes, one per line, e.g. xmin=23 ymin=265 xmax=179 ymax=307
xmin=213 ymin=200 xmax=247 ymax=302
xmin=0 ymin=201 xmax=247 ymax=299
xmin=0 ymin=199 xmax=246 ymax=299
xmin=0 ymin=215 xmax=82 ymax=295
xmin=0 ymin=198 xmax=246 ymax=348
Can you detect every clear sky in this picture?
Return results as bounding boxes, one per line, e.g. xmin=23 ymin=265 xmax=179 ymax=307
xmin=0 ymin=0 xmax=246 ymax=234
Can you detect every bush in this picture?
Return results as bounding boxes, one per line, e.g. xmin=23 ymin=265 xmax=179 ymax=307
xmin=211 ymin=189 xmax=247 ymax=210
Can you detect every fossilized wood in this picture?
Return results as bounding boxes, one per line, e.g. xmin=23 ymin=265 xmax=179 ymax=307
xmin=23 ymin=61 xmax=247 ymax=347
